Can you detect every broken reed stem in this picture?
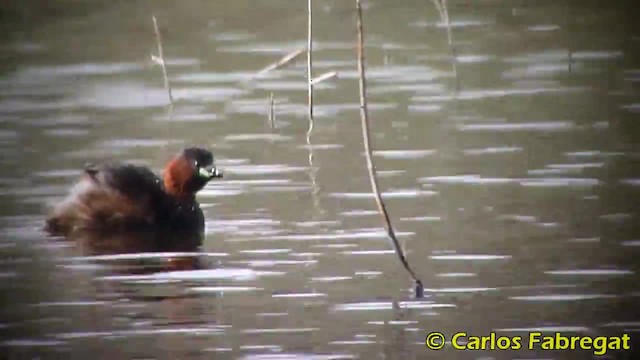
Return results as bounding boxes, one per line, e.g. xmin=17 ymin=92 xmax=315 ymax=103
xmin=431 ymin=0 xmax=444 ymax=18
xmin=441 ymin=0 xmax=452 ymax=48
xmin=152 ymin=15 xmax=174 ymax=105
xmin=355 ymin=0 xmax=423 ymax=298
xmin=311 ymin=71 xmax=338 ymax=85
xmin=256 ymin=48 xmax=305 ymax=77
xmin=440 ymin=0 xmax=458 ymax=91
xmin=566 ymin=1 xmax=573 ymax=74
xmin=307 ymin=0 xmax=314 ymax=123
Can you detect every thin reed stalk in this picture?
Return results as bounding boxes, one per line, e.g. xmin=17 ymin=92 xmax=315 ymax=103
xmin=355 ymin=0 xmax=423 ymax=298
xmin=307 ymin=0 xmax=314 ymax=123
xmin=306 ymin=0 xmax=315 ymax=191
xmin=306 ymin=0 xmax=322 ymax=219
xmin=151 ymin=15 xmax=174 ymax=105
xmin=566 ymin=1 xmax=573 ymax=74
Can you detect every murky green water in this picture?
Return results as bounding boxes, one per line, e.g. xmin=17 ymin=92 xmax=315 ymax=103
xmin=1 ymin=0 xmax=639 ymax=359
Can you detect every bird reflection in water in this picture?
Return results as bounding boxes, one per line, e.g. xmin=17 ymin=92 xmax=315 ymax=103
xmin=68 ymin=228 xmax=207 ymax=274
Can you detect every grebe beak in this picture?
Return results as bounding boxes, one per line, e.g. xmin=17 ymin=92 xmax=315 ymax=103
xmin=198 ymin=166 xmax=223 ymax=179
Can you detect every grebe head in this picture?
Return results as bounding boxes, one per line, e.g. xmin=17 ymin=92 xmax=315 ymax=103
xmin=163 ymin=147 xmax=223 ymax=198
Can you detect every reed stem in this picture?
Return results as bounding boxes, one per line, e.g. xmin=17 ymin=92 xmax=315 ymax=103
xmin=307 ymin=0 xmax=314 ymax=123
xmin=256 ymin=48 xmax=305 ymax=77
xmin=311 ymin=71 xmax=338 ymax=85
xmin=355 ymin=0 xmax=423 ymax=298
xmin=441 ymin=0 xmax=458 ymax=91
xmin=151 ymin=15 xmax=173 ymax=105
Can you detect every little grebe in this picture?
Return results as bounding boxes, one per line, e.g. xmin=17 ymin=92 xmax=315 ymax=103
xmin=45 ymin=147 xmax=223 ymax=237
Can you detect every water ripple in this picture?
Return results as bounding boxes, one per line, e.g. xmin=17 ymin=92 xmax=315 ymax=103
xmin=413 ymin=87 xmax=585 ymax=103
xmin=372 ymin=150 xmax=436 ymax=159
xmin=510 ymin=294 xmax=617 ymax=301
xmin=429 ymin=254 xmax=511 ymax=261
xmin=545 ymin=269 xmax=633 ymax=276
xmin=329 ymin=190 xmax=437 ymax=199
xmin=222 ymin=164 xmax=306 ymax=175
xmin=238 ymin=353 xmax=355 ymax=360
xmin=334 ymin=301 xmax=454 ymax=311
xmin=496 ymin=326 xmax=591 ymax=333
xmin=457 ymin=121 xmax=574 ymax=132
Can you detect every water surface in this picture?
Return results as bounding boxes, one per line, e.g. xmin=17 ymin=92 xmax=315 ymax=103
xmin=1 ymin=0 xmax=639 ymax=359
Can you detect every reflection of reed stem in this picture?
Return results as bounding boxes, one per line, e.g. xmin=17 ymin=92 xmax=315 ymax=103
xmin=441 ymin=0 xmax=458 ymax=91
xmin=308 ymin=146 xmax=322 ymax=219
xmin=432 ymin=0 xmax=458 ymax=91
xmin=151 ymin=15 xmax=174 ymax=105
xmin=356 ymin=0 xmax=423 ymax=298
xmin=268 ymin=92 xmax=275 ymax=128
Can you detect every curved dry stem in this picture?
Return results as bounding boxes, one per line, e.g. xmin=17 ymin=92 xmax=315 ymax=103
xmin=306 ymin=0 xmax=323 ymax=219
xmin=356 ymin=0 xmax=423 ymax=298
xmin=307 ymin=0 xmax=314 ymax=123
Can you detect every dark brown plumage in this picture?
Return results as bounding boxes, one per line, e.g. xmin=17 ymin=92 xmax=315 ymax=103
xmin=45 ymin=147 xmax=223 ymax=251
